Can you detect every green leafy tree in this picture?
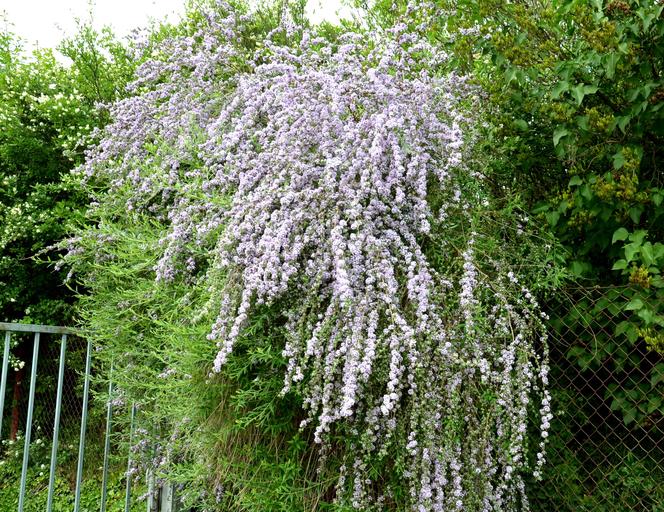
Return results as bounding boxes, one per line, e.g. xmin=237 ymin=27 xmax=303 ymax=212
xmin=0 ymin=24 xmax=133 ymax=325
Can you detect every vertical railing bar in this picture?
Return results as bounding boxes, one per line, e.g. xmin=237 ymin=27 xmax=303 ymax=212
xmin=18 ymin=332 xmax=40 ymax=512
xmin=46 ymin=334 xmax=67 ymax=512
xmin=125 ymin=403 xmax=137 ymax=512
xmin=74 ymin=338 xmax=92 ymax=512
xmin=100 ymin=362 xmax=114 ymax=512
xmin=0 ymin=330 xmax=11 ymax=442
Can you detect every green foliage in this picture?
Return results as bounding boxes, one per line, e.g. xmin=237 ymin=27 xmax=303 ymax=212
xmin=437 ymin=0 xmax=664 ymax=341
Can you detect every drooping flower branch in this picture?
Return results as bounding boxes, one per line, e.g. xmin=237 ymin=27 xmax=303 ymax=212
xmin=70 ymin=2 xmax=551 ymax=510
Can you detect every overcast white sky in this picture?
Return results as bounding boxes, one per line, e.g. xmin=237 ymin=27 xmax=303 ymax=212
xmin=0 ymin=0 xmax=351 ymax=52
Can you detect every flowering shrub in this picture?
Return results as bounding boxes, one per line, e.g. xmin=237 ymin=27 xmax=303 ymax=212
xmin=68 ymin=2 xmax=554 ymax=510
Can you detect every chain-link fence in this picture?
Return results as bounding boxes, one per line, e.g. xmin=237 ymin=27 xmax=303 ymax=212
xmin=530 ymin=286 xmax=664 ymax=511
xmin=1 ymin=333 xmax=88 ymax=447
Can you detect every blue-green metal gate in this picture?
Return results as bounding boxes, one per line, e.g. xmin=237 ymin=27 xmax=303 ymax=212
xmin=0 ymin=323 xmax=166 ymax=511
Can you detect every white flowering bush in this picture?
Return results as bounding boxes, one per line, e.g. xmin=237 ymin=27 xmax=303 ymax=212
xmin=67 ymin=2 xmax=556 ymax=510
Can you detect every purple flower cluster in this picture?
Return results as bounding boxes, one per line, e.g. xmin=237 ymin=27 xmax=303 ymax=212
xmin=74 ymin=2 xmax=551 ymax=510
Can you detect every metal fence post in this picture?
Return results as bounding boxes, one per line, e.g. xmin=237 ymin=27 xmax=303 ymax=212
xmin=46 ymin=334 xmax=67 ymax=512
xmin=18 ymin=332 xmax=40 ymax=512
xmin=0 ymin=330 xmax=11 ymax=442
xmin=125 ymin=402 xmax=137 ymax=512
xmin=74 ymin=338 xmax=92 ymax=512
xmin=100 ymin=363 xmax=114 ymax=512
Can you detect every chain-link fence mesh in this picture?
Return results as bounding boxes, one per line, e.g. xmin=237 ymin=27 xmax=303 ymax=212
xmin=3 ymin=288 xmax=663 ymax=511
xmin=529 ymin=286 xmax=664 ymax=511
xmin=1 ymin=333 xmax=87 ymax=445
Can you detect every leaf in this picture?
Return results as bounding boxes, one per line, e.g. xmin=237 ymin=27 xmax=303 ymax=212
xmin=576 ymin=115 xmax=589 ymax=131
xmin=647 ymin=396 xmax=662 ymax=414
xmin=651 ymin=364 xmax=664 ymax=387
xmin=628 ymin=206 xmax=643 ymax=224
xmin=553 ymin=127 xmax=570 ymax=146
xmin=612 ymin=259 xmax=628 ymax=270
xmin=623 ymin=407 xmax=637 ymax=425
xmin=571 ymin=84 xmax=598 ymax=106
xmin=640 ymin=242 xmax=654 ymax=266
xmin=612 ymin=227 xmax=629 ymax=244
xmin=551 ymin=80 xmax=569 ymax=99
xmin=569 ymin=175 xmax=583 ymax=187
xmin=605 ymin=53 xmax=619 ymax=78
xmin=625 ymin=298 xmax=644 ymax=311
xmin=628 ymin=230 xmax=648 ymax=245
xmin=624 ymin=243 xmax=640 ymax=262
xmin=513 ymin=119 xmax=529 ymax=131
xmin=617 ymin=115 xmax=631 ymax=133
xmin=570 ymin=260 xmax=590 ymax=277
xmin=615 ymin=320 xmax=631 ymax=336
xmin=613 ymin=150 xmax=625 ymax=170
xmin=545 ymin=211 xmax=560 ymax=226
xmin=571 ymin=84 xmax=586 ymax=106
xmin=610 ymin=397 xmax=624 ymax=411
xmin=637 ymin=307 xmax=655 ymax=325
xmin=505 ymin=66 xmax=517 ymax=84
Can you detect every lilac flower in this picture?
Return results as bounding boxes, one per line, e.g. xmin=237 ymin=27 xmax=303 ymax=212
xmin=68 ymin=2 xmax=552 ymax=510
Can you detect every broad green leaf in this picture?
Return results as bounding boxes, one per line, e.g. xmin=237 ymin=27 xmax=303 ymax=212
xmin=647 ymin=396 xmax=662 ymax=414
xmin=604 ymin=53 xmax=619 ymax=78
xmin=553 ymin=127 xmax=570 ymax=146
xmin=625 ymin=243 xmax=640 ymax=262
xmin=610 ymin=397 xmax=624 ymax=411
xmin=571 ymin=84 xmax=585 ymax=106
xmin=625 ymin=298 xmax=644 ymax=311
xmin=615 ymin=320 xmax=631 ymax=336
xmin=576 ymin=115 xmax=589 ymax=131
xmin=629 ymin=205 xmax=643 ymax=223
xmin=640 ymin=242 xmax=654 ymax=266
xmin=613 ymin=150 xmax=625 ymax=170
xmin=612 ymin=259 xmax=628 ymax=270
xmin=569 ymin=175 xmax=583 ymax=187
xmin=570 ymin=260 xmax=590 ymax=276
xmin=513 ymin=119 xmax=528 ymax=131
xmin=637 ymin=307 xmax=655 ymax=325
xmin=551 ymin=80 xmax=569 ymax=99
xmin=545 ymin=211 xmax=560 ymax=226
xmin=617 ymin=116 xmax=631 ymax=133
xmin=612 ymin=227 xmax=629 ymax=243
xmin=623 ymin=407 xmax=637 ymax=425
xmin=629 ymin=230 xmax=648 ymax=245
xmin=652 ymin=364 xmax=664 ymax=387
xmin=571 ymin=84 xmax=598 ymax=106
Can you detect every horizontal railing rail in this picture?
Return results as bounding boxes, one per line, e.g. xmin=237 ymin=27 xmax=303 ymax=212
xmin=0 ymin=322 xmax=76 ymax=335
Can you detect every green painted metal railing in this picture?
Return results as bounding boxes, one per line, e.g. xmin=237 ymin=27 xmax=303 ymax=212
xmin=0 ymin=323 xmax=140 ymax=512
